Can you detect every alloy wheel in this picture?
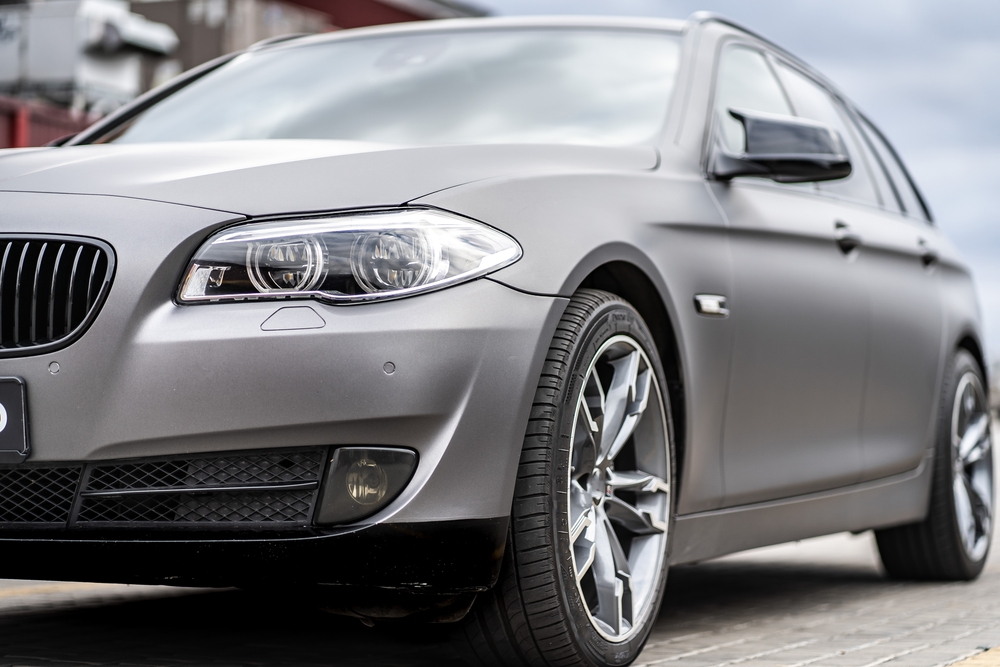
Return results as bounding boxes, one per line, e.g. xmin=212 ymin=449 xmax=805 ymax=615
xmin=568 ymin=334 xmax=670 ymax=642
xmin=951 ymin=371 xmax=994 ymax=562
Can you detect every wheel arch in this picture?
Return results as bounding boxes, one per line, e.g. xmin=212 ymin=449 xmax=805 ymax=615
xmin=956 ymin=332 xmax=988 ymax=385
xmin=574 ymin=260 xmax=687 ymax=490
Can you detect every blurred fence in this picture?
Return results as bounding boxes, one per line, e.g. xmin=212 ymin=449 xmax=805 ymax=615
xmin=0 ymin=97 xmax=96 ymax=149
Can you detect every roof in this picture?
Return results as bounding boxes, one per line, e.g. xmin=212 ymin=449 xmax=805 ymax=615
xmin=260 ymin=14 xmax=690 ymax=50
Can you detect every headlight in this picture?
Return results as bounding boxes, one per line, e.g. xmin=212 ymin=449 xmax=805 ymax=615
xmin=178 ymin=208 xmax=522 ymax=304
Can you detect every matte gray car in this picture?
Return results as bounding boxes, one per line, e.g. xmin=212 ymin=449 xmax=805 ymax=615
xmin=0 ymin=13 xmax=991 ymax=667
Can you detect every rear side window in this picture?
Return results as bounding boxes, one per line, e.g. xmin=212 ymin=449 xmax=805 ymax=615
xmin=849 ymin=113 xmax=903 ymax=214
xmin=714 ymin=46 xmax=792 ymax=154
xmin=774 ymin=62 xmax=879 ymax=207
xmin=855 ymin=117 xmax=930 ymax=222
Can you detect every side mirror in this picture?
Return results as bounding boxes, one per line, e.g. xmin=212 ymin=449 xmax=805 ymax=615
xmin=711 ymin=109 xmax=852 ymax=183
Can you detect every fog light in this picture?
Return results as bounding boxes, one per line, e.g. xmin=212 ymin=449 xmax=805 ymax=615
xmin=346 ymin=458 xmax=388 ymax=505
xmin=315 ymin=447 xmax=417 ymax=525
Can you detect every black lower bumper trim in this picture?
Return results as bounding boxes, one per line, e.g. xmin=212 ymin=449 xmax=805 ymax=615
xmin=0 ymin=517 xmax=508 ymax=592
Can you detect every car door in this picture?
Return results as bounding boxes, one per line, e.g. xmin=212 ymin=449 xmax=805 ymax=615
xmin=771 ymin=59 xmax=945 ymax=481
xmin=849 ymin=114 xmax=944 ymax=480
xmin=708 ymin=44 xmax=869 ymax=506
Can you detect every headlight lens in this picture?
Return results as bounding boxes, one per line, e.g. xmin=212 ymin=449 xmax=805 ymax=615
xmin=178 ymin=208 xmax=522 ymax=304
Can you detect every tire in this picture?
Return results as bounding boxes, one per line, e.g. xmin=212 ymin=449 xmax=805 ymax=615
xmin=875 ymin=348 xmax=994 ymax=580
xmin=458 ymin=289 xmax=675 ymax=667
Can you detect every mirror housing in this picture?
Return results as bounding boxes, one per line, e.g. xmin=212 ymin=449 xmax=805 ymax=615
xmin=711 ymin=109 xmax=852 ymax=183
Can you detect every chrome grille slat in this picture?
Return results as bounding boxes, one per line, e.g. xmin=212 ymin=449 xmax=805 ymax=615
xmin=29 ymin=241 xmax=46 ymax=343
xmin=0 ymin=236 xmax=113 ymax=356
xmin=47 ymin=242 xmax=65 ymax=342
xmin=65 ymin=244 xmax=83 ymax=338
xmin=13 ymin=242 xmax=29 ymax=346
xmin=85 ymin=248 xmax=99 ymax=311
xmin=0 ymin=242 xmax=11 ymax=337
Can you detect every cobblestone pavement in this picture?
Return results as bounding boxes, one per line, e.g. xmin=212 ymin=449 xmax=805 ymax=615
xmin=0 ymin=532 xmax=997 ymax=666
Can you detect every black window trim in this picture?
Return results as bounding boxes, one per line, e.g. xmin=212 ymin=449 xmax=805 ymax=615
xmin=846 ymin=108 xmax=907 ymax=215
xmin=851 ymin=110 xmax=934 ymax=224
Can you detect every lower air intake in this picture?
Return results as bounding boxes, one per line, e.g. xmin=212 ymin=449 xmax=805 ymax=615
xmin=0 ymin=467 xmax=81 ymax=524
xmin=0 ymin=448 xmax=325 ymax=529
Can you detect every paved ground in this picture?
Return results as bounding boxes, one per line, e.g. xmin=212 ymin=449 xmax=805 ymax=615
xmin=0 ymin=528 xmax=996 ymax=667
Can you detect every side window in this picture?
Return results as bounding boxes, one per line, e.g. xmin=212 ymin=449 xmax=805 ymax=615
xmin=714 ymin=46 xmax=792 ymax=154
xmin=773 ymin=61 xmax=880 ymax=206
xmin=856 ymin=117 xmax=930 ymax=221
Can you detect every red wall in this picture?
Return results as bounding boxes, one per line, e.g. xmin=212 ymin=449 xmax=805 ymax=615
xmin=0 ymin=97 xmax=95 ymax=149
xmin=282 ymin=0 xmax=423 ymax=29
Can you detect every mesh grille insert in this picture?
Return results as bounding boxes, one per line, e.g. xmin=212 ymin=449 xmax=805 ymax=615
xmin=86 ymin=450 xmax=323 ymax=491
xmin=0 ymin=448 xmax=325 ymax=529
xmin=77 ymin=490 xmax=315 ymax=524
xmin=0 ymin=237 xmax=114 ymax=355
xmin=0 ymin=467 xmax=81 ymax=523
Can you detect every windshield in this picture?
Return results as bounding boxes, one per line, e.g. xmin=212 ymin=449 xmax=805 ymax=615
xmin=105 ymin=29 xmax=682 ymax=147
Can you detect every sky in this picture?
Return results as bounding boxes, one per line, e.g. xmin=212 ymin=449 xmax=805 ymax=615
xmin=479 ymin=0 xmax=1000 ymax=368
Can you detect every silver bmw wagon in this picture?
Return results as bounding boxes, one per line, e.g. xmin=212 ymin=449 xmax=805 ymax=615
xmin=0 ymin=13 xmax=991 ymax=667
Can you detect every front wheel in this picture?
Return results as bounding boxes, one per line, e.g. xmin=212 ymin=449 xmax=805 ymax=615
xmin=876 ymin=348 xmax=994 ymax=580
xmin=460 ymin=289 xmax=675 ymax=667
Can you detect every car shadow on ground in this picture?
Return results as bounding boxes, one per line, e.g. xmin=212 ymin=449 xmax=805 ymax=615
xmin=656 ymin=557 xmax=892 ymax=637
xmin=0 ymin=540 xmax=899 ymax=667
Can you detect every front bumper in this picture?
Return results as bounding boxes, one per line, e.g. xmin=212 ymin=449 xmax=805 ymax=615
xmin=0 ymin=192 xmax=566 ymax=589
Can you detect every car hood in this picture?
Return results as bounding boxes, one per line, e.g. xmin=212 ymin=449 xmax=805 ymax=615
xmin=0 ymin=140 xmax=659 ymax=217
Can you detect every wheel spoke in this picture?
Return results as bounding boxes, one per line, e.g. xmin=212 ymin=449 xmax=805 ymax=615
xmin=954 ymin=475 xmax=977 ymax=551
xmin=585 ymin=371 xmax=606 ymax=421
xmin=958 ymin=414 xmax=990 ymax=464
xmin=569 ymin=480 xmax=592 ymax=538
xmin=605 ymin=496 xmax=666 ymax=535
xmin=571 ymin=503 xmax=595 ymax=543
xmin=591 ymin=509 xmax=633 ymax=634
xmin=572 ymin=498 xmax=598 ymax=581
xmin=607 ymin=469 xmax=669 ymax=494
xmin=598 ymin=351 xmax=640 ymax=462
xmin=572 ymin=409 xmax=598 ymax=481
xmin=605 ymin=514 xmax=634 ymax=627
xmin=605 ymin=369 xmax=653 ymax=463
xmin=962 ymin=473 xmax=992 ymax=534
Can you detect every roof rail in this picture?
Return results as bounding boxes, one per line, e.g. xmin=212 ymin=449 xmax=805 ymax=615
xmin=248 ymin=33 xmax=311 ymax=51
xmin=686 ymin=12 xmax=790 ymax=58
xmin=687 ymin=11 xmax=784 ymax=45
xmin=686 ymin=12 xmax=842 ymax=102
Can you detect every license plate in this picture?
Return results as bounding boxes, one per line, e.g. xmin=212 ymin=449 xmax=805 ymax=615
xmin=0 ymin=378 xmax=29 ymax=464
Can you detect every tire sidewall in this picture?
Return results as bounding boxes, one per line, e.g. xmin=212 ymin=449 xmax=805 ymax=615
xmin=551 ymin=296 xmax=675 ymax=666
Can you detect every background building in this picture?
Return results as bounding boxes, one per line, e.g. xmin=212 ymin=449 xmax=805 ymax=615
xmin=0 ymin=0 xmax=487 ymax=147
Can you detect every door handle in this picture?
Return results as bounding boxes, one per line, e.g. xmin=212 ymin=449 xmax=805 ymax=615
xmin=834 ymin=221 xmax=861 ymax=255
xmin=918 ymin=238 xmax=938 ymax=267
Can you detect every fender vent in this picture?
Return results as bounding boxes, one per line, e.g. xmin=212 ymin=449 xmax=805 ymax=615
xmin=0 ymin=236 xmax=114 ymax=357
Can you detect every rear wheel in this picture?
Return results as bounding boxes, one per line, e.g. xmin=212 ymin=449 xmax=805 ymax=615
xmin=459 ymin=289 xmax=674 ymax=667
xmin=876 ymin=349 xmax=994 ymax=580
